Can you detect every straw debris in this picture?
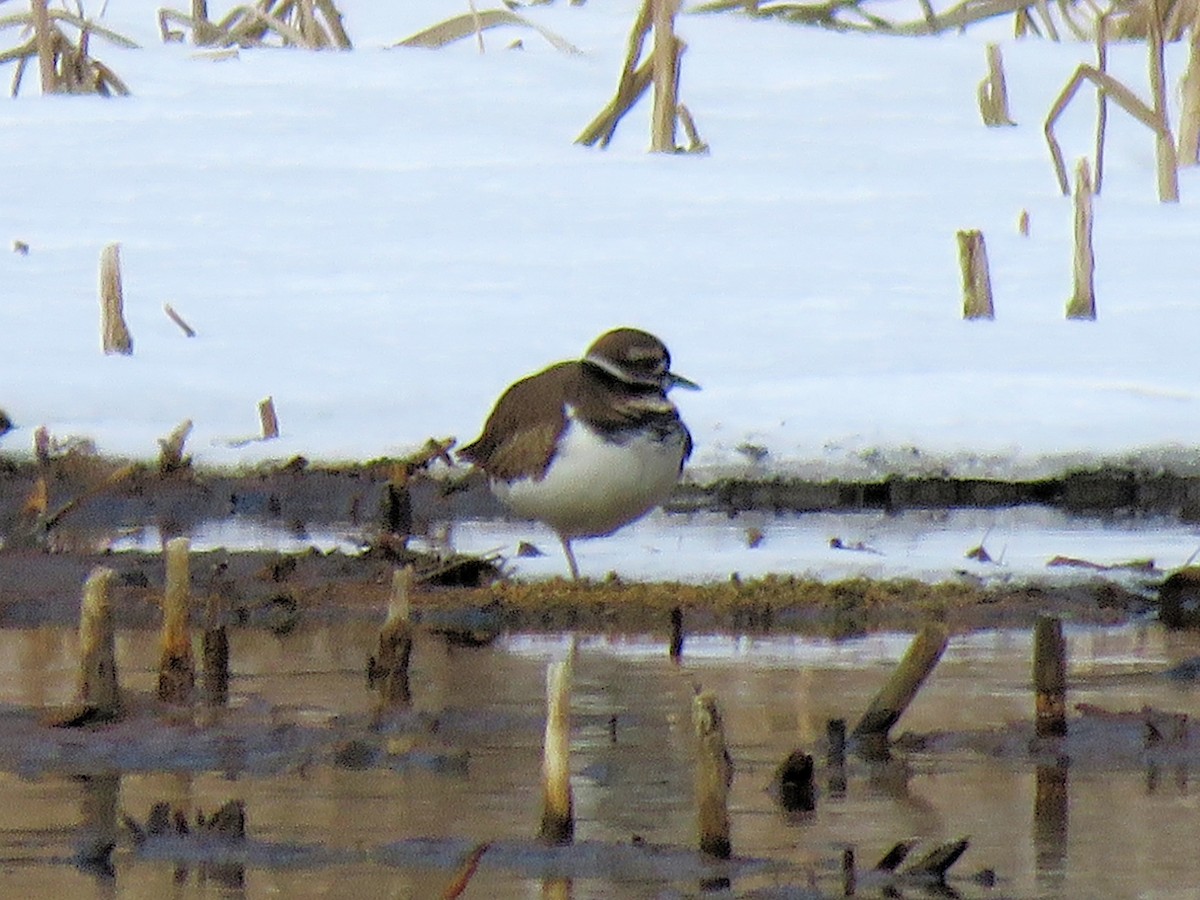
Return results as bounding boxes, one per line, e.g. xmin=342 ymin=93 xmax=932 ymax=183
xmin=258 ymin=396 xmax=280 ymax=440
xmin=157 ymin=419 xmax=194 ymax=474
xmin=977 ymin=42 xmax=1015 ymax=126
xmin=440 ymin=842 xmax=491 ymax=899
xmin=692 ymin=0 xmax=1198 ymax=40
xmin=396 ymin=8 xmax=581 ymax=53
xmin=99 ymin=243 xmax=133 ymax=356
xmin=0 ymin=0 xmax=135 ymax=96
xmin=538 ymin=655 xmax=575 ymax=844
xmin=852 ymin=623 xmax=948 ymax=743
xmin=1066 ymin=159 xmax=1096 ymax=319
xmin=1045 ymin=7 xmax=1179 ymax=201
xmin=577 ymin=0 xmax=706 ymax=153
xmin=73 ymin=567 xmax=121 ymax=723
xmin=158 ymin=537 xmax=196 ymax=705
xmin=693 ymin=690 xmax=733 ymax=858
xmin=957 ymin=229 xmax=994 ymax=320
xmin=367 ymin=567 xmax=415 ymax=706
xmin=1180 ymin=20 xmax=1200 ymax=164
xmin=164 ymin=303 xmax=197 ymax=337
xmin=158 ymin=0 xmax=351 ymax=49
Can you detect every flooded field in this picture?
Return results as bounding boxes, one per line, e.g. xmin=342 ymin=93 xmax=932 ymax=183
xmin=0 ymin=621 xmax=1198 ymax=898
xmin=89 ymin=505 xmax=1200 ymax=587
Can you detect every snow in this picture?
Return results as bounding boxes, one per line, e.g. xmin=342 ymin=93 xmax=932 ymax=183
xmin=107 ymin=504 xmax=1194 ymax=584
xmin=1 ymin=3 xmax=1198 ymax=484
xmin=448 ymin=505 xmax=1195 ymax=583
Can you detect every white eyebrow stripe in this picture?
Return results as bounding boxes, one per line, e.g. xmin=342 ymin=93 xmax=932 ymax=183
xmin=584 ymin=352 xmax=646 ymax=384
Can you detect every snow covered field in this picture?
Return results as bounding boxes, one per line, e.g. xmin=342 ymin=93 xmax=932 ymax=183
xmin=0 ymin=0 xmax=1197 ymax=487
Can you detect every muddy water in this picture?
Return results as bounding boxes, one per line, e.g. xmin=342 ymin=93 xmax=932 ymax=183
xmin=0 ymin=624 xmax=1199 ymax=897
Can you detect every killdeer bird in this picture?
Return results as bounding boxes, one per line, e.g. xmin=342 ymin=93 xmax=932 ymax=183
xmin=459 ymin=328 xmax=697 ymax=579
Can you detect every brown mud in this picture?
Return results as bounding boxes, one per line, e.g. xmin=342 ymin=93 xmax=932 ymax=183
xmin=0 ymin=435 xmax=1194 ymax=900
xmin=0 ymin=541 xmax=1158 ymax=637
xmin=0 ymin=452 xmax=1172 ymax=636
xmin=6 ymin=451 xmax=1200 ymax=533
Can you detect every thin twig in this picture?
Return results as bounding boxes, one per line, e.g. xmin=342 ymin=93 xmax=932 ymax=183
xmin=163 ymin=302 xmax=196 ymax=337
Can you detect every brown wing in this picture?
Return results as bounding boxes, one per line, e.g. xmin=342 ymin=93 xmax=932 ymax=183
xmin=458 ymin=362 xmax=578 ymax=482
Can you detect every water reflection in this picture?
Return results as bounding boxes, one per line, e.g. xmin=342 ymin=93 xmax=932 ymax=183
xmin=0 ymin=624 xmax=1194 ymax=896
xmin=72 ymin=505 xmax=1200 ymax=585
xmin=77 ymin=772 xmax=118 ymax=877
xmin=1033 ymin=758 xmax=1068 ymax=893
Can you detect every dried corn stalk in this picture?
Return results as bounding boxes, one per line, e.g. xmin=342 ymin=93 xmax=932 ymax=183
xmin=1180 ymin=16 xmax=1200 ymax=164
xmin=978 ymin=43 xmax=1015 ymax=126
xmin=159 ymin=0 xmax=351 ymax=49
xmin=577 ymin=0 xmax=705 ymax=153
xmin=693 ymin=0 xmax=1197 ymax=41
xmin=99 ymin=243 xmax=133 ymax=355
xmin=1066 ymin=160 xmax=1096 ymax=319
xmin=0 ymin=0 xmax=136 ymax=96
xmin=1045 ymin=5 xmax=1178 ymax=202
xmin=957 ymin=229 xmax=995 ymax=320
xmin=395 ymin=8 xmax=580 ymax=53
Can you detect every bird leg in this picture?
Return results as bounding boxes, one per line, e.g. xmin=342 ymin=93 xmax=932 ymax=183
xmin=559 ymin=535 xmax=580 ymax=581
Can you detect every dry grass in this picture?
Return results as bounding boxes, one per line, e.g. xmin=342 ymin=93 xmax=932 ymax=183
xmin=577 ymin=0 xmax=707 ymax=152
xmin=395 ymin=8 xmax=581 ymax=53
xmin=159 ymin=0 xmax=351 ymax=49
xmin=0 ymin=0 xmax=135 ymax=97
xmin=693 ymin=0 xmax=1199 ymax=42
xmin=1044 ymin=12 xmax=1178 ymax=201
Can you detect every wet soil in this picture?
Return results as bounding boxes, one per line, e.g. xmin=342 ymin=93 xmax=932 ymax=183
xmin=0 ymin=452 xmax=1172 ymax=636
xmin=4 ymin=622 xmax=1199 ymax=899
xmin=0 ymin=438 xmax=1196 ymax=898
xmin=0 ymin=540 xmax=1158 ymax=639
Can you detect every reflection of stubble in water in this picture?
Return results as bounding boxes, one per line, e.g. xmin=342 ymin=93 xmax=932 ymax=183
xmin=0 ymin=624 xmax=1192 ymax=897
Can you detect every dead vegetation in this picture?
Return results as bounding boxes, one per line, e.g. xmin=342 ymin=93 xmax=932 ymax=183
xmin=957 ymin=229 xmax=995 ymax=320
xmin=957 ymin=0 xmax=1196 ymax=320
xmin=0 ymin=0 xmax=135 ymax=97
xmin=1066 ymin=159 xmax=1097 ymax=318
xmin=395 ymin=7 xmax=581 ymax=53
xmin=1044 ymin=7 xmax=1184 ymax=202
xmin=99 ymin=243 xmax=133 ymax=355
xmin=978 ymin=42 xmax=1016 ymax=126
xmin=692 ymin=0 xmax=1200 ymax=41
xmin=158 ymin=0 xmax=351 ymax=49
xmin=576 ymin=0 xmax=708 ymax=152
xmin=125 ymin=799 xmax=246 ymax=845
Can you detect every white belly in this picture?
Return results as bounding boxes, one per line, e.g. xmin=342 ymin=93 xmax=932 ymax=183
xmin=493 ymin=419 xmax=686 ymax=539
